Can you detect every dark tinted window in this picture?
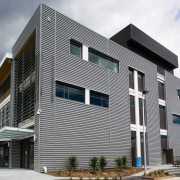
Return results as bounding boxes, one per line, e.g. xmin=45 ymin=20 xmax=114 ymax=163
xmin=89 ymin=49 xmax=119 ymax=73
xmin=129 ymin=68 xmax=134 ymax=89
xmin=158 ymin=81 xmax=165 ymax=100
xmin=159 ymin=105 xmax=166 ymax=129
xmin=90 ymin=91 xmax=109 ymax=108
xmin=138 ymin=72 xmax=144 ymax=92
xmin=56 ymin=81 xmax=85 ymax=103
xmin=173 ymin=114 xmax=180 ymax=125
xmin=130 ymin=95 xmax=135 ymax=124
xmin=70 ymin=40 xmax=82 ymax=58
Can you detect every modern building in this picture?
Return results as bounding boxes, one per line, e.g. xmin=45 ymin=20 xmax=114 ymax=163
xmin=0 ymin=4 xmax=180 ymax=172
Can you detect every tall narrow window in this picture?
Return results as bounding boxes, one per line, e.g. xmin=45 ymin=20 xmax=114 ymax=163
xmin=158 ymin=81 xmax=165 ymax=100
xmin=70 ymin=39 xmax=82 ymax=58
xmin=177 ymin=89 xmax=180 ymax=99
xmin=129 ymin=68 xmax=134 ymax=89
xmin=89 ymin=49 xmax=119 ymax=73
xmin=130 ymin=95 xmax=135 ymax=124
xmin=139 ymin=98 xmax=143 ymax=125
xmin=90 ymin=91 xmax=109 ymax=108
xmin=56 ymin=81 xmax=85 ymax=103
xmin=138 ymin=72 xmax=144 ymax=92
xmin=159 ymin=105 xmax=166 ymax=129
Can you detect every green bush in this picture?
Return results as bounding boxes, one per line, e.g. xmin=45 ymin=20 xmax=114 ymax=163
xmin=90 ymin=156 xmax=99 ymax=174
xmin=104 ymin=176 xmax=109 ymax=180
xmin=112 ymin=176 xmax=117 ymax=180
xmin=122 ymin=156 xmax=127 ymax=169
xmin=99 ymin=156 xmax=107 ymax=171
xmin=115 ymin=157 xmax=123 ymax=170
xmin=54 ymin=170 xmax=61 ymax=176
xmin=69 ymin=155 xmax=78 ymax=171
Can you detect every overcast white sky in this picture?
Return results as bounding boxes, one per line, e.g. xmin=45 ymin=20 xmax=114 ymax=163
xmin=0 ymin=0 xmax=180 ymax=77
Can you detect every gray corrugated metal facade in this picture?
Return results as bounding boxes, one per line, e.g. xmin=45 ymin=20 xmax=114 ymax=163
xmin=0 ymin=3 xmax=178 ymax=172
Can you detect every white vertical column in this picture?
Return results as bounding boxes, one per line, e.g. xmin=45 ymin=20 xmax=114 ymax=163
xmin=85 ymin=89 xmax=90 ymax=105
xmin=82 ymin=45 xmax=88 ymax=61
xmin=134 ymin=70 xmax=141 ymax=158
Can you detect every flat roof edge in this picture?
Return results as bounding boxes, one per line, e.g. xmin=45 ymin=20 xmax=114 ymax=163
xmin=0 ymin=52 xmax=13 ymax=68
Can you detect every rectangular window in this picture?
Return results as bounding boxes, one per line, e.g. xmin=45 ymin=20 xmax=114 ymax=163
xmin=138 ymin=72 xmax=144 ymax=92
xmin=158 ymin=81 xmax=165 ymax=100
xmin=139 ymin=98 xmax=143 ymax=126
xmin=56 ymin=81 xmax=85 ymax=103
xmin=129 ymin=68 xmax=134 ymax=89
xmin=90 ymin=91 xmax=109 ymax=108
xmin=89 ymin=49 xmax=119 ymax=73
xmin=70 ymin=39 xmax=82 ymax=58
xmin=173 ymin=114 xmax=180 ymax=125
xmin=130 ymin=95 xmax=135 ymax=124
xmin=159 ymin=105 xmax=166 ymax=129
xmin=160 ymin=135 xmax=167 ymax=149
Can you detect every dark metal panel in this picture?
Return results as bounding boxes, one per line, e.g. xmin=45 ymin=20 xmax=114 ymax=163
xmin=110 ymin=24 xmax=178 ymax=70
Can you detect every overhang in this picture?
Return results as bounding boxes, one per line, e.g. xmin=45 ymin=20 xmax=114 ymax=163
xmin=0 ymin=126 xmax=34 ymax=141
xmin=0 ymin=52 xmax=13 ymax=84
xmin=110 ymin=24 xmax=178 ymax=69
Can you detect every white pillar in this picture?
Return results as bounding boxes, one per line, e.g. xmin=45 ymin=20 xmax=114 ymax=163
xmin=82 ymin=45 xmax=88 ymax=61
xmin=85 ymin=89 xmax=90 ymax=105
xmin=134 ymin=70 xmax=141 ymax=158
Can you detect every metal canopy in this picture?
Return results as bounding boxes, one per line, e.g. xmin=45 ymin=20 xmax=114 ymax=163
xmin=0 ymin=126 xmax=34 ymax=140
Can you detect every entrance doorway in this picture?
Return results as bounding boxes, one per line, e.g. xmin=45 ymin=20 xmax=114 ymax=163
xmin=0 ymin=142 xmax=9 ymax=167
xmin=21 ymin=137 xmax=34 ymax=169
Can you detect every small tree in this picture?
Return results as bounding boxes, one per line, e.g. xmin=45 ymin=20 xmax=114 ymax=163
xmin=115 ymin=157 xmax=122 ymax=170
xmin=99 ymin=156 xmax=107 ymax=171
xmin=90 ymin=156 xmax=99 ymax=174
xmin=69 ymin=155 xmax=78 ymax=171
xmin=122 ymin=156 xmax=127 ymax=169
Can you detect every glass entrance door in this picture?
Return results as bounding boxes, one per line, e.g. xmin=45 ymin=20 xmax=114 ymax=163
xmin=21 ymin=138 xmax=34 ymax=169
xmin=0 ymin=143 xmax=9 ymax=167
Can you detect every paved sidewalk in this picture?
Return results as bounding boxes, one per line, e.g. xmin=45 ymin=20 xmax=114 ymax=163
xmin=0 ymin=168 xmax=60 ymax=180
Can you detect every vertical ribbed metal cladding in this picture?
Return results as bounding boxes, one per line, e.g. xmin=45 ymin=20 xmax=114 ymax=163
xmin=108 ymin=40 xmax=161 ymax=165
xmin=165 ymin=72 xmax=180 ymax=156
xmin=12 ymin=140 xmax=20 ymax=168
xmin=39 ymin=4 xmax=56 ymax=171
xmin=12 ymin=5 xmax=41 ymax=172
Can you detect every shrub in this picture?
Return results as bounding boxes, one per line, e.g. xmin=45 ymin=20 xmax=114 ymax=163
xmin=79 ymin=176 xmax=83 ymax=180
xmin=115 ymin=157 xmax=123 ymax=170
xmin=69 ymin=155 xmax=78 ymax=171
xmin=158 ymin=169 xmax=161 ymax=174
xmin=112 ymin=176 xmax=117 ymax=180
xmin=54 ymin=170 xmax=61 ymax=176
xmin=104 ymin=176 xmax=109 ymax=180
xmin=119 ymin=176 xmax=122 ymax=180
xmin=148 ymin=172 xmax=152 ymax=176
xmin=122 ymin=156 xmax=127 ymax=169
xmin=165 ymin=172 xmax=169 ymax=175
xmin=90 ymin=156 xmax=99 ymax=174
xmin=99 ymin=156 xmax=107 ymax=171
